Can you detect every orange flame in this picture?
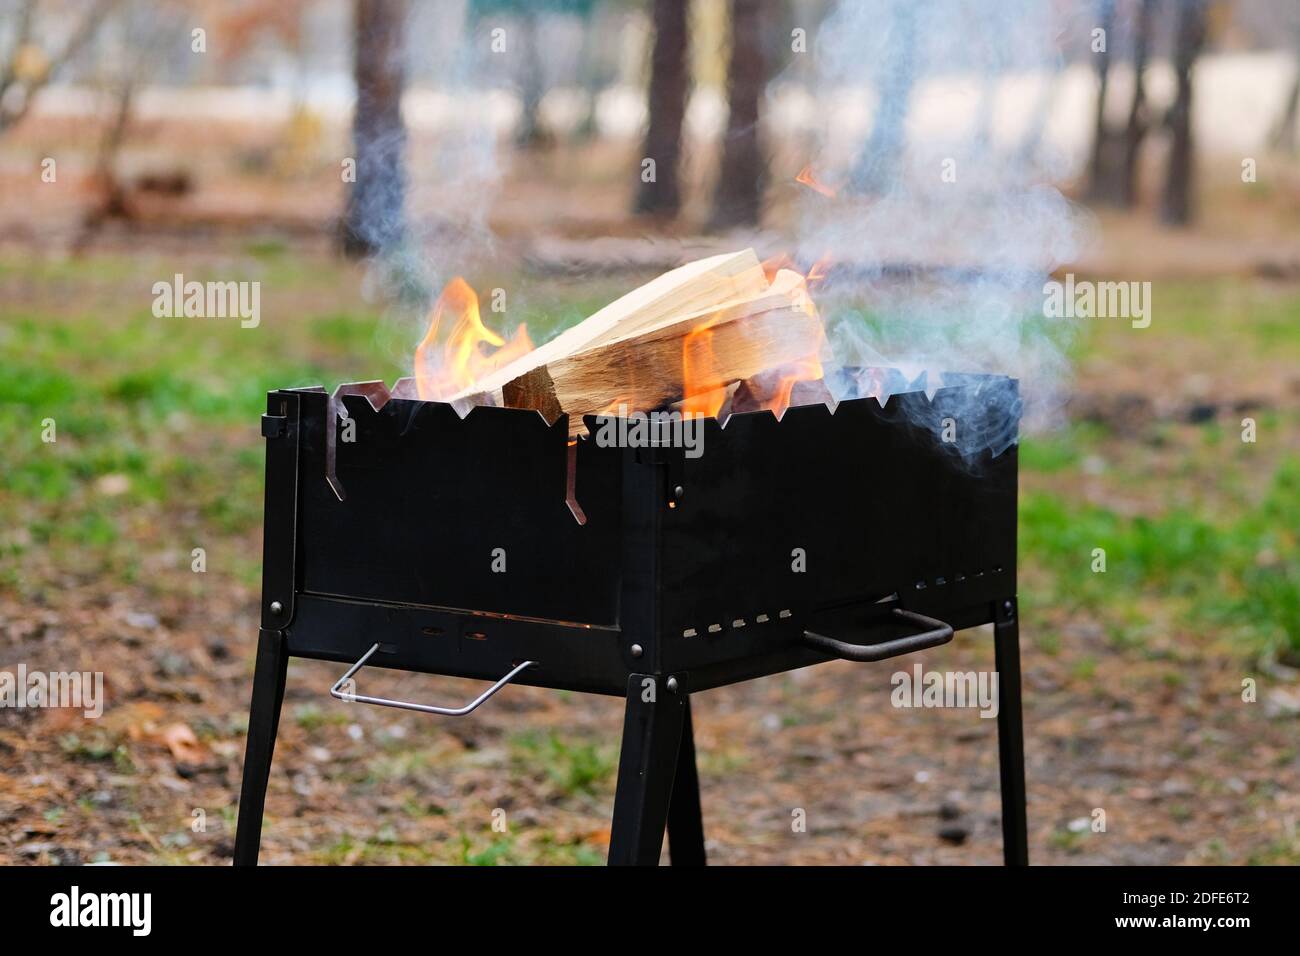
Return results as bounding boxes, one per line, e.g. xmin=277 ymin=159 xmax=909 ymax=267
xmin=760 ymin=254 xmax=830 ymax=318
xmin=760 ymin=253 xmax=796 ymax=284
xmin=806 ymin=256 xmax=831 ymax=287
xmin=681 ymin=319 xmax=726 ymax=417
xmin=679 ymin=279 xmax=756 ymax=421
xmin=414 ymin=277 xmax=532 ymax=400
xmin=795 ymin=165 xmax=836 ymax=198
xmin=762 ymin=356 xmax=825 ymax=417
xmin=681 ymin=257 xmax=832 ymax=419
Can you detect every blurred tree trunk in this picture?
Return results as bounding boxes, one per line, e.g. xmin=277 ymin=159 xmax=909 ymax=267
xmin=634 ymin=0 xmax=691 ymax=217
xmin=1274 ymin=75 xmax=1300 ymax=153
xmin=75 ymin=3 xmax=189 ymax=254
xmin=515 ymin=10 xmax=549 ymax=148
xmin=1161 ymin=0 xmax=1207 ymax=226
xmin=341 ymin=0 xmax=408 ymax=258
xmin=1119 ymin=0 xmax=1155 ymax=207
xmin=573 ymin=9 xmax=604 ymax=142
xmin=1085 ymin=0 xmax=1121 ymax=203
xmin=709 ymin=0 xmax=766 ymax=230
xmin=1269 ymin=37 xmax=1300 ymax=153
xmin=849 ymin=0 xmax=916 ymax=194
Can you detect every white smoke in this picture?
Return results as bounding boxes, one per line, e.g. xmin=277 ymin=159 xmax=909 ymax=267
xmin=800 ymin=0 xmax=1090 ymax=458
xmin=355 ymin=2 xmax=513 ymax=365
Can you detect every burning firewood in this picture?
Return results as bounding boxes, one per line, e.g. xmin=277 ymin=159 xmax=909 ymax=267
xmin=451 ymin=249 xmax=826 ymax=434
xmin=731 ymin=362 xmax=835 ymax=415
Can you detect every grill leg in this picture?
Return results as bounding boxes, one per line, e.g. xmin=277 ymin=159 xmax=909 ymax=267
xmin=666 ymin=696 xmax=706 ymax=865
xmin=233 ymin=629 xmax=288 ymax=866
xmin=607 ymin=674 xmax=686 ymax=865
xmin=994 ymin=600 xmax=1029 ymax=865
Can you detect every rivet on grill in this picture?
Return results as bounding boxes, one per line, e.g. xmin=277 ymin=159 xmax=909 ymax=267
xmin=673 ymin=485 xmax=684 ymax=499
xmin=630 ymin=643 xmax=644 ymax=658
xmin=666 ymin=676 xmax=679 ymax=693
xmin=269 ymin=601 xmax=283 ymax=616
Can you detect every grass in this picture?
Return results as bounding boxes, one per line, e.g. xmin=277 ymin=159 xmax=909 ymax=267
xmin=1009 ymin=275 xmax=1300 ymax=660
xmin=1019 ymin=454 xmax=1300 ymax=660
xmin=509 ymin=730 xmax=617 ymax=796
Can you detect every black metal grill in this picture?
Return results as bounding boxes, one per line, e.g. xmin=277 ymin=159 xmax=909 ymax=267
xmin=234 ymin=372 xmax=1028 ymax=865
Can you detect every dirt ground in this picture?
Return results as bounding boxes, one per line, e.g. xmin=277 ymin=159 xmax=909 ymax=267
xmin=2 ymin=542 xmax=1295 ymax=866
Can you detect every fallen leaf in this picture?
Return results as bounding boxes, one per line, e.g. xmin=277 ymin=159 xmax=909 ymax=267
xmin=158 ymin=723 xmax=208 ymax=765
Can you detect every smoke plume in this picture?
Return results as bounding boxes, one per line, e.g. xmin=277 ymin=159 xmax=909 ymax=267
xmin=801 ymin=0 xmax=1088 ymax=458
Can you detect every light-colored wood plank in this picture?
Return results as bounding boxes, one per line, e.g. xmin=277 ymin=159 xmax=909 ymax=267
xmin=553 ymin=304 xmax=822 ymax=435
xmin=452 ymin=248 xmax=768 ymax=403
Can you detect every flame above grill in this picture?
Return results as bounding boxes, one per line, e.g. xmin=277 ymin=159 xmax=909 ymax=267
xmin=414 ymin=277 xmax=532 ymax=401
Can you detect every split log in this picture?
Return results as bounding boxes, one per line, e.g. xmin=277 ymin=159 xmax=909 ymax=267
xmin=544 ymin=302 xmax=819 ymax=433
xmin=453 ymin=250 xmax=823 ymax=435
xmin=455 ymin=248 xmax=768 ymax=409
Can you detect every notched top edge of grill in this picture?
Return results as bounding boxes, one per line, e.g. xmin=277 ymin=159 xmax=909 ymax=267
xmin=292 ymin=368 xmax=1020 ymax=438
xmin=287 ymin=369 xmax=1021 ymax=504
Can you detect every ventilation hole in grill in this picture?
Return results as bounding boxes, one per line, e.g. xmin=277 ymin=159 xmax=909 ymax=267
xmin=954 ymin=573 xmax=966 ymax=582
xmin=973 ymin=569 xmax=985 ymax=577
xmin=915 ymin=580 xmax=927 ymax=590
xmin=732 ymin=618 xmax=746 ymax=629
xmin=994 ymin=565 xmax=1004 ymax=574
xmin=421 ymin=626 xmax=445 ymax=636
xmin=756 ymin=613 xmax=770 ymax=623
xmin=683 ymin=627 xmax=697 ymax=638
xmin=935 ymin=576 xmax=947 ymax=586
xmin=778 ymin=609 xmax=792 ymax=619
xmin=465 ymin=631 xmax=487 ymax=641
xmin=707 ymin=623 xmax=723 ymax=634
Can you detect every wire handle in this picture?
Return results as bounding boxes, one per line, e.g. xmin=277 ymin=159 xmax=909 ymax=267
xmin=802 ymin=608 xmax=954 ymax=662
xmin=330 ymin=644 xmax=536 ymax=716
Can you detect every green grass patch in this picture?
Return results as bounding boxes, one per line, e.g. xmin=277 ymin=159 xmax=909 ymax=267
xmin=509 ymin=730 xmax=616 ymax=796
xmin=1020 ymin=457 xmax=1300 ymax=659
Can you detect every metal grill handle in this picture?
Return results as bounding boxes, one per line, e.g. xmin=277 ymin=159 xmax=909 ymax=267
xmin=330 ymin=643 xmax=536 ymax=716
xmin=802 ymin=608 xmax=954 ymax=662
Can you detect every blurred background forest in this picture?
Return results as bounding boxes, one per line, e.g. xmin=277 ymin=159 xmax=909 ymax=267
xmin=1 ymin=0 xmax=1299 ymax=866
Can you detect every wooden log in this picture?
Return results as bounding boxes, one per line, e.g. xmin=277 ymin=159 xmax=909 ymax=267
xmin=551 ymin=304 xmax=821 ymax=435
xmin=452 ymin=252 xmax=824 ymax=435
xmin=453 ymin=248 xmax=768 ymax=406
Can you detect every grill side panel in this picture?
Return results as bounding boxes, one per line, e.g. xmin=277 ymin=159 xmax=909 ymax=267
xmin=292 ymin=391 xmax=625 ymax=627
xmin=658 ymin=381 xmax=1019 ymax=678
